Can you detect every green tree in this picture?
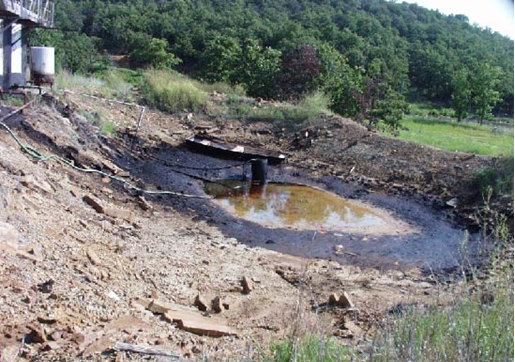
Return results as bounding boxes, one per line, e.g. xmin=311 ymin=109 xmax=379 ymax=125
xmin=317 ymin=43 xmax=361 ymax=117
xmin=129 ymin=38 xmax=181 ymax=69
xmin=451 ymin=68 xmax=471 ymax=121
xmin=196 ymin=35 xmax=242 ymax=83
xmin=235 ymin=39 xmax=281 ymax=98
xmin=470 ymin=63 xmax=501 ymax=124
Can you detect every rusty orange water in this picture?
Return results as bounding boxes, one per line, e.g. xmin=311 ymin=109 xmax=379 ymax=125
xmin=205 ymin=182 xmax=388 ymax=231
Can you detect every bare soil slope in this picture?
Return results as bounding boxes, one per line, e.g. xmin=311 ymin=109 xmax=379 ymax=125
xmin=0 ymin=93 xmax=504 ymax=360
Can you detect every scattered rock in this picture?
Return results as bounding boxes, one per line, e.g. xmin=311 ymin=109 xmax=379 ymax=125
xmin=137 ymin=196 xmax=152 ymax=211
xmin=164 ymin=310 xmax=238 ymax=337
xmin=446 ymin=197 xmax=458 ymax=208
xmin=241 ymin=276 xmax=252 ymax=294
xmin=0 ymin=222 xmax=19 ymax=244
xmin=37 ymin=280 xmax=54 ymax=294
xmin=194 ymin=294 xmax=208 ymax=312
xmin=41 ymin=341 xmax=61 ymax=351
xmin=86 ymin=247 xmax=102 ymax=266
xmin=211 ymin=296 xmax=222 ymax=313
xmin=328 ymin=293 xmax=339 ymax=305
xmin=20 ymin=174 xmax=53 ymax=193
xmin=26 ymin=324 xmax=47 ymax=344
xmin=338 ymin=292 xmax=354 ymax=309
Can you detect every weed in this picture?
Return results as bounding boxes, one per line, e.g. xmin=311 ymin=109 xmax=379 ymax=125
xmin=55 ymin=70 xmax=133 ymax=100
xmin=472 ymin=157 xmax=513 ymax=198
xmin=100 ymin=121 xmax=116 ymax=136
xmin=200 ymin=82 xmax=246 ymax=97
xmin=0 ymin=95 xmax=25 ymax=107
xmin=142 ymin=69 xmax=207 ymax=113
xmin=268 ymin=335 xmax=354 ymax=362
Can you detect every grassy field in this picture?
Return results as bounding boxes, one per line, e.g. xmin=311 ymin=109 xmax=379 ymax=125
xmin=387 ymin=116 xmax=514 ymax=157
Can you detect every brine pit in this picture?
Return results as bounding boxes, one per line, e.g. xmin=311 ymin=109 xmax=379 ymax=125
xmin=205 ymin=181 xmax=414 ymax=236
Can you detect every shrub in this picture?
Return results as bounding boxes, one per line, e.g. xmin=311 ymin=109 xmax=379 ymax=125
xmin=142 ymin=69 xmax=207 ymax=113
xmin=269 ymin=335 xmax=354 ymax=362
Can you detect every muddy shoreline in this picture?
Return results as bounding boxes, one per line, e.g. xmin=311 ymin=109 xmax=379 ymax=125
xmin=119 ymin=142 xmax=480 ymax=273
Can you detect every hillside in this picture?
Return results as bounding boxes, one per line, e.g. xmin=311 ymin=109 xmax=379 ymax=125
xmin=0 ymin=82 xmax=512 ymax=359
xmin=33 ymin=0 xmax=514 ymax=122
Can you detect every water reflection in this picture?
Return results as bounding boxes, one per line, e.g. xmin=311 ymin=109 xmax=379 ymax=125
xmin=205 ymin=181 xmax=387 ymax=231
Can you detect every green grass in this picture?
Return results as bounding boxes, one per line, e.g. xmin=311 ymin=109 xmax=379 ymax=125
xmin=268 ymin=335 xmax=354 ymax=362
xmin=55 ymin=70 xmax=134 ymax=100
xmin=389 ymin=116 xmax=513 ymax=156
xmin=141 ymin=69 xmax=208 ymax=113
xmin=370 ymin=288 xmax=514 ymax=361
xmin=231 ymin=92 xmax=330 ymax=129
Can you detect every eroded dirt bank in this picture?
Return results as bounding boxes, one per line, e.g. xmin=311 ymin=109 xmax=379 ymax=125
xmin=0 ymin=94 xmax=507 ymax=360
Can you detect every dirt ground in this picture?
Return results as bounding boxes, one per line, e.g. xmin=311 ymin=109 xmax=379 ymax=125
xmin=0 ymin=93 xmax=508 ymax=361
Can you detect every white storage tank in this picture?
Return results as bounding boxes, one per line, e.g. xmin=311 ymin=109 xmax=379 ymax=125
xmin=30 ymin=46 xmax=55 ymax=86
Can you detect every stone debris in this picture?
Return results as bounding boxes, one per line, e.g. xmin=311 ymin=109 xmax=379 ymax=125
xmin=241 ymin=276 xmax=252 ymax=294
xmin=143 ymin=298 xmax=237 ymax=337
xmin=327 ymin=292 xmax=354 ymax=309
xmin=194 ymin=294 xmax=208 ymax=312
xmin=211 ymin=296 xmax=222 ymax=313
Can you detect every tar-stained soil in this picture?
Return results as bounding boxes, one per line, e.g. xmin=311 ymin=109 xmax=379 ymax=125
xmin=117 ymin=141 xmax=480 ymax=273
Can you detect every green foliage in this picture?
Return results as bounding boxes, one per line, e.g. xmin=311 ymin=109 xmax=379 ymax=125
xmin=129 ymin=38 xmax=181 ymax=69
xmin=472 ymin=157 xmax=514 ymax=198
xmin=141 ymin=69 xmax=207 ymax=113
xmin=388 ymin=115 xmax=514 ymax=156
xmin=451 ymin=68 xmax=471 ymax=121
xmin=197 ymin=36 xmax=242 ymax=83
xmin=49 ymin=0 xmax=514 ymax=121
xmin=55 ymin=70 xmax=133 ymax=100
xmin=371 ymin=287 xmax=514 ymax=361
xmin=318 ymin=43 xmax=361 ymax=117
xmin=470 ymin=63 xmax=501 ymax=124
xmin=30 ymin=29 xmax=109 ymax=74
xmin=235 ymin=39 xmax=282 ymax=99
xmin=268 ymin=335 xmax=354 ymax=362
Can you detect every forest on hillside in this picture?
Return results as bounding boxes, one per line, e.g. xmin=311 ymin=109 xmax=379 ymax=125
xmin=33 ymin=0 xmax=514 ymax=126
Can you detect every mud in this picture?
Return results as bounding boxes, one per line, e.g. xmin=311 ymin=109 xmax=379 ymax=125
xmin=117 ymin=140 xmax=479 ymax=273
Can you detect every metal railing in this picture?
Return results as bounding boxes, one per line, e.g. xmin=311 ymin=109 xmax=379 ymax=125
xmin=1 ymin=0 xmax=54 ymax=27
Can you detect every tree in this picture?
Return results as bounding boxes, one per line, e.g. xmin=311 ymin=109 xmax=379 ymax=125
xmin=277 ymin=44 xmax=321 ymax=100
xmin=235 ymin=39 xmax=281 ymax=99
xmin=317 ymin=43 xmax=361 ymax=117
xmin=470 ymin=63 xmax=501 ymax=124
xmin=196 ymin=35 xmax=242 ymax=83
xmin=129 ymin=38 xmax=181 ymax=69
xmin=451 ymin=68 xmax=471 ymax=121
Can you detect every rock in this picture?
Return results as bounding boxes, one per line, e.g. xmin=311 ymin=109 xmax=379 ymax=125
xmin=194 ymin=294 xmax=208 ymax=312
xmin=137 ymin=196 xmax=152 ymax=211
xmin=147 ymin=299 xmax=175 ymax=315
xmin=82 ymin=195 xmax=105 ymax=214
xmin=211 ymin=296 xmax=222 ymax=313
xmin=164 ymin=310 xmax=238 ymax=338
xmin=20 ymin=174 xmax=53 ymax=193
xmin=26 ymin=324 xmax=47 ymax=344
xmin=241 ymin=276 xmax=252 ymax=294
xmin=83 ymin=194 xmax=133 ymax=222
xmin=338 ymin=292 xmax=354 ymax=309
xmin=446 ymin=197 xmax=458 ymax=208
xmin=86 ymin=247 xmax=102 ymax=266
xmin=0 ymin=222 xmax=19 ymax=244
xmin=222 ymin=303 xmax=230 ymax=310
xmin=37 ymin=280 xmax=54 ymax=294
xmin=41 ymin=341 xmax=60 ymax=351
xmin=328 ymin=293 xmax=339 ymax=305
